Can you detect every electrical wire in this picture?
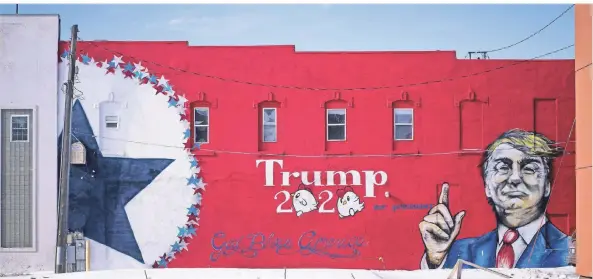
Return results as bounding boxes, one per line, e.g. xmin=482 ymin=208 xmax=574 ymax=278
xmin=75 ymin=37 xmax=574 ymax=91
xmin=575 ymin=62 xmax=592 ymax=73
xmin=479 ymin=4 xmax=575 ymax=54
xmin=64 ymin=63 xmax=589 ymax=159
xmin=70 ymin=130 xmax=575 ymax=159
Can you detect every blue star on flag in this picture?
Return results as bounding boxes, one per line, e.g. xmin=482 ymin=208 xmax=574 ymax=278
xmin=148 ymin=74 xmax=158 ymax=84
xmin=170 ymin=242 xmax=182 ymax=252
xmin=168 ymin=98 xmax=178 ymax=108
xmin=124 ymin=62 xmax=135 ymax=72
xmin=177 ymin=226 xmax=188 ymax=238
xmin=60 ymin=50 xmax=70 ymax=59
xmin=186 ymin=226 xmax=197 ymax=237
xmin=186 ymin=175 xmax=199 ymax=186
xmin=163 ymin=83 xmax=173 ymax=92
xmin=193 ymin=143 xmax=201 ymax=150
xmin=157 ymin=258 xmax=168 ymax=268
xmin=133 ymin=71 xmax=143 ymax=79
xmin=108 ymin=59 xmax=118 ymax=68
xmin=189 ymin=157 xmax=198 ymax=168
xmin=81 ymin=54 xmax=91 ymax=65
xmin=187 ymin=205 xmax=198 ymax=215
xmin=183 ymin=129 xmax=191 ymax=140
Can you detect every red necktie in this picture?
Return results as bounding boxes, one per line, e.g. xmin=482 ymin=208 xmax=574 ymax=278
xmin=496 ymin=229 xmax=520 ymax=268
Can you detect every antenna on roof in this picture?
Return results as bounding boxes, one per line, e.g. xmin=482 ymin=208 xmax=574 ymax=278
xmin=467 ymin=51 xmax=489 ymax=60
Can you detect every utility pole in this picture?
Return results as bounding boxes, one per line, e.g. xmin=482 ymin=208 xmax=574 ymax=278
xmin=55 ymin=24 xmax=79 ymax=274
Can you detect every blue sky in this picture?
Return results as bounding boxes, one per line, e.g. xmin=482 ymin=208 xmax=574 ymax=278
xmin=0 ymin=4 xmax=575 ymax=59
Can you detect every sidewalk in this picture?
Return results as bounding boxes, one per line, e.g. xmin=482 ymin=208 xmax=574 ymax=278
xmin=6 ymin=266 xmax=579 ymax=279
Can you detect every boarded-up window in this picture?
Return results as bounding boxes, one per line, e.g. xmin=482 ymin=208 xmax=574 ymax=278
xmin=1 ymin=109 xmax=34 ymax=248
xmin=460 ymin=102 xmax=483 ymax=150
xmin=534 ymin=99 xmax=557 ymax=142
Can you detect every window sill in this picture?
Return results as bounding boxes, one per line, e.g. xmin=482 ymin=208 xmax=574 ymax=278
xmin=0 ymin=247 xmax=37 ymax=253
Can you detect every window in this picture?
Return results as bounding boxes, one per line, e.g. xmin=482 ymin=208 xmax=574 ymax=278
xmin=104 ymin=115 xmax=119 ymax=129
xmin=10 ymin=115 xmax=29 ymax=142
xmin=262 ymin=108 xmax=277 ymax=142
xmin=394 ymin=108 xmax=413 ymax=140
xmin=1 ymin=109 xmax=34 ymax=249
xmin=194 ymin=107 xmax=209 ymax=143
xmin=326 ymin=109 xmax=346 ymax=141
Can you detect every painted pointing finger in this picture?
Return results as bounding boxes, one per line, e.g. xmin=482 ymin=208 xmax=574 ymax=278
xmin=439 ymin=182 xmax=450 ymax=206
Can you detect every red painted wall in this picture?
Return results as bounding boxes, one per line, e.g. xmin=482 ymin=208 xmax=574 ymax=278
xmin=70 ymin=41 xmax=576 ymax=270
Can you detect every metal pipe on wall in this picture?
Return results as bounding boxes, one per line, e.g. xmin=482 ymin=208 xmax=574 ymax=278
xmin=85 ymin=240 xmax=90 ymax=271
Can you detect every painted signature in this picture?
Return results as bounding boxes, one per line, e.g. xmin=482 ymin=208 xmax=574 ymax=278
xmin=210 ymin=230 xmax=367 ymax=261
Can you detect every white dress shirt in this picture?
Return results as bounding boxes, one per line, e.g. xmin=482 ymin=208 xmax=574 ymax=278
xmin=420 ymin=215 xmax=547 ymax=269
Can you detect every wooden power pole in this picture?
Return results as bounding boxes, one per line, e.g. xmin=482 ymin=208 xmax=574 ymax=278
xmin=55 ymin=24 xmax=79 ymax=274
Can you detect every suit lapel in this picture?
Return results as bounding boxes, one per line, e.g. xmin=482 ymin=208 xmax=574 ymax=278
xmin=470 ymin=230 xmax=498 ymax=267
xmin=516 ymin=223 xmax=552 ymax=268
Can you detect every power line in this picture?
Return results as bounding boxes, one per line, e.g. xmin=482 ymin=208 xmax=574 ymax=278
xmin=70 ymin=130 xmax=575 ymax=159
xmin=575 ymin=62 xmax=592 ymax=73
xmin=480 ymin=4 xmax=575 ymax=54
xmin=76 ymin=38 xmax=574 ymax=91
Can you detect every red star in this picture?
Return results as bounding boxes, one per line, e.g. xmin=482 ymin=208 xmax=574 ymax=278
xmin=154 ymin=85 xmax=166 ymax=95
xmin=123 ymin=70 xmax=134 ymax=79
xmin=187 ymin=214 xmax=199 ymax=223
xmin=178 ymin=235 xmax=192 ymax=243
xmin=184 ymin=140 xmax=194 ymax=150
xmin=152 ymin=261 xmax=159 ymax=268
xmin=105 ymin=67 xmax=116 ymax=75
xmin=179 ymin=113 xmax=189 ymax=122
xmin=193 ymin=187 xmax=202 ymax=195
xmin=141 ymin=77 xmax=150 ymax=84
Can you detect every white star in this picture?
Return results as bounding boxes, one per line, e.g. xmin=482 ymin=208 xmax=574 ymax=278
xmin=177 ymin=94 xmax=187 ymax=106
xmin=167 ymin=252 xmax=176 ymax=260
xmin=176 ymin=106 xmax=187 ymax=115
xmin=193 ymin=167 xmax=201 ymax=174
xmin=133 ymin=62 xmax=145 ymax=72
xmin=180 ymin=119 xmax=190 ymax=129
xmin=157 ymin=75 xmax=169 ymax=87
xmin=178 ymin=240 xmax=189 ymax=251
xmin=112 ymin=55 xmax=124 ymax=65
xmin=138 ymin=70 xmax=149 ymax=79
xmin=188 ymin=218 xmax=200 ymax=226
xmin=101 ymin=60 xmax=109 ymax=69
xmin=194 ymin=180 xmax=206 ymax=191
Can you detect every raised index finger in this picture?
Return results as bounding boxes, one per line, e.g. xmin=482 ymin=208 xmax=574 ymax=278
xmin=439 ymin=182 xmax=450 ymax=206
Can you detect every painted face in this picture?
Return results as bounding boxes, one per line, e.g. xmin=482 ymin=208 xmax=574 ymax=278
xmin=341 ymin=191 xmax=359 ymax=206
xmin=484 ymin=143 xmax=550 ymax=214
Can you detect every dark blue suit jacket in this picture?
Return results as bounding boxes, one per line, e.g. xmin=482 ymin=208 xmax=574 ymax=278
xmin=441 ymin=222 xmax=570 ymax=268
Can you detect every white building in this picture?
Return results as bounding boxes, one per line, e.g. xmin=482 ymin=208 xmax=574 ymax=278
xmin=0 ymin=15 xmax=60 ymax=275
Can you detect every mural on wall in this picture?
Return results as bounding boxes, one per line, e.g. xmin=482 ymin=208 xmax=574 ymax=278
xmin=56 ymin=43 xmax=573 ymax=271
xmin=419 ymin=129 xmax=570 ymax=269
xmin=58 ymin=48 xmax=204 ymax=270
